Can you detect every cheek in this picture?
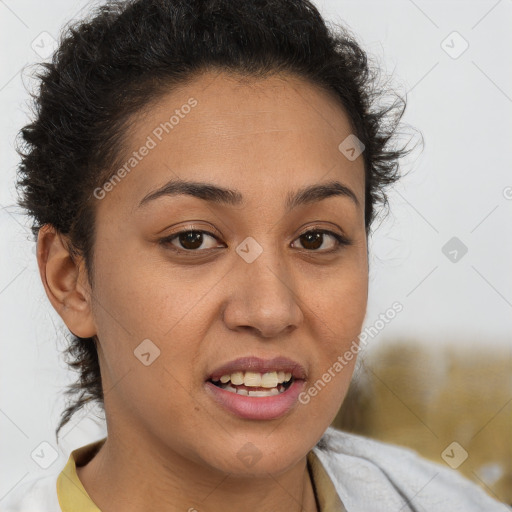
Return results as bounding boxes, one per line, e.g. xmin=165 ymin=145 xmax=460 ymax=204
xmin=320 ymin=275 xmax=368 ymax=343
xmin=310 ymin=246 xmax=368 ymax=342
xmin=89 ymin=243 xmax=221 ymax=401
xmin=89 ymin=257 xmax=207 ymax=435
xmin=91 ymin=238 xmax=221 ymax=341
xmin=302 ymin=254 xmax=368 ymax=416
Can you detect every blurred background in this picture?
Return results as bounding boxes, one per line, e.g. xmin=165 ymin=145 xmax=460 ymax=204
xmin=1 ymin=0 xmax=511 ymax=507
xmin=335 ymin=342 xmax=512 ymax=504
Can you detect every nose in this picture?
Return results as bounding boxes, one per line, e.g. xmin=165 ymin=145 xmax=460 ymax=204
xmin=221 ymin=246 xmax=304 ymax=338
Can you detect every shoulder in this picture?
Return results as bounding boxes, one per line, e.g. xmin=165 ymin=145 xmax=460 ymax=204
xmin=1 ymin=471 xmax=61 ymax=512
xmin=313 ymin=426 xmax=510 ymax=512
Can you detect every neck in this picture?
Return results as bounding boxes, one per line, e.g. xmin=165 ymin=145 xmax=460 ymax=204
xmin=76 ymin=430 xmax=318 ymax=512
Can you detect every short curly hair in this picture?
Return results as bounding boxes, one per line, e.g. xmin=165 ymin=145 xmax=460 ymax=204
xmin=16 ymin=0 xmax=410 ymax=440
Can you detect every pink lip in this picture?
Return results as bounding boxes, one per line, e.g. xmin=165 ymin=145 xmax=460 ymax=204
xmin=205 ymin=356 xmax=307 ymax=420
xmin=207 ymin=356 xmax=307 ymax=381
xmin=204 ymin=378 xmax=306 ymax=420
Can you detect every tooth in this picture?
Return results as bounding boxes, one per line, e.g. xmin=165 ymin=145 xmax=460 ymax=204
xmin=224 ymin=384 xmax=237 ymax=393
xmin=236 ymin=388 xmax=249 ymax=396
xmin=260 ymin=372 xmax=278 ymax=388
xmin=217 ymin=370 xmax=294 ymax=388
xmin=248 ymin=390 xmax=269 ymax=397
xmin=244 ymin=372 xmax=262 ymax=387
xmin=248 ymin=388 xmax=282 ymax=397
xmin=231 ymin=371 xmax=244 ymax=385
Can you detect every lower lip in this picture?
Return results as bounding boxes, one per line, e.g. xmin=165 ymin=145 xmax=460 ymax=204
xmin=204 ymin=379 xmax=306 ymax=420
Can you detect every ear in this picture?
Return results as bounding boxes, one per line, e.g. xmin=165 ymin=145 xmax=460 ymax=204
xmin=36 ymin=224 xmax=97 ymax=338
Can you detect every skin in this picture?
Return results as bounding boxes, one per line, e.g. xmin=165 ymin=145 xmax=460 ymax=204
xmin=37 ymin=70 xmax=368 ymax=512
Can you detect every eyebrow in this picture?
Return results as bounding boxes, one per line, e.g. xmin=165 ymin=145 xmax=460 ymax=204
xmin=138 ymin=178 xmax=360 ymax=211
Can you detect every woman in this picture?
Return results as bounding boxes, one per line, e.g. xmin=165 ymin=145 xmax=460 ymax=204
xmin=2 ymin=0 xmax=508 ymax=510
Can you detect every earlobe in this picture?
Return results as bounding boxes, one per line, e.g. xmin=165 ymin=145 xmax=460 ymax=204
xmin=36 ymin=224 xmax=97 ymax=338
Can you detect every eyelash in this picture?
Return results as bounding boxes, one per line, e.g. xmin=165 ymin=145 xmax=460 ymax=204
xmin=159 ymin=228 xmax=351 ymax=255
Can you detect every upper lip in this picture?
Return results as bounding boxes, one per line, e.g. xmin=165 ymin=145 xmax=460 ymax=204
xmin=207 ymin=356 xmax=307 ymax=381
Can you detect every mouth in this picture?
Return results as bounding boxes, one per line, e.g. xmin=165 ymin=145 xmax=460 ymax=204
xmin=204 ymin=356 xmax=307 ymax=420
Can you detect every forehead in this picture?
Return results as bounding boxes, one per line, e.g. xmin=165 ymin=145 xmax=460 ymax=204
xmin=98 ymin=70 xmax=365 ymax=213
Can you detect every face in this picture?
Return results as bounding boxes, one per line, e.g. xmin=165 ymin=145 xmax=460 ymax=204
xmin=82 ymin=70 xmax=368 ymax=476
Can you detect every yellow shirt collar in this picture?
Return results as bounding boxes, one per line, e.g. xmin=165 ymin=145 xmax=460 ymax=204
xmin=57 ymin=438 xmax=104 ymax=512
xmin=57 ymin=438 xmax=346 ymax=512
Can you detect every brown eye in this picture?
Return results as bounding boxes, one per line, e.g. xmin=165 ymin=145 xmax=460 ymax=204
xmin=161 ymin=230 xmax=222 ymax=252
xmin=292 ymin=229 xmax=350 ymax=252
xmin=298 ymin=231 xmax=324 ymax=250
